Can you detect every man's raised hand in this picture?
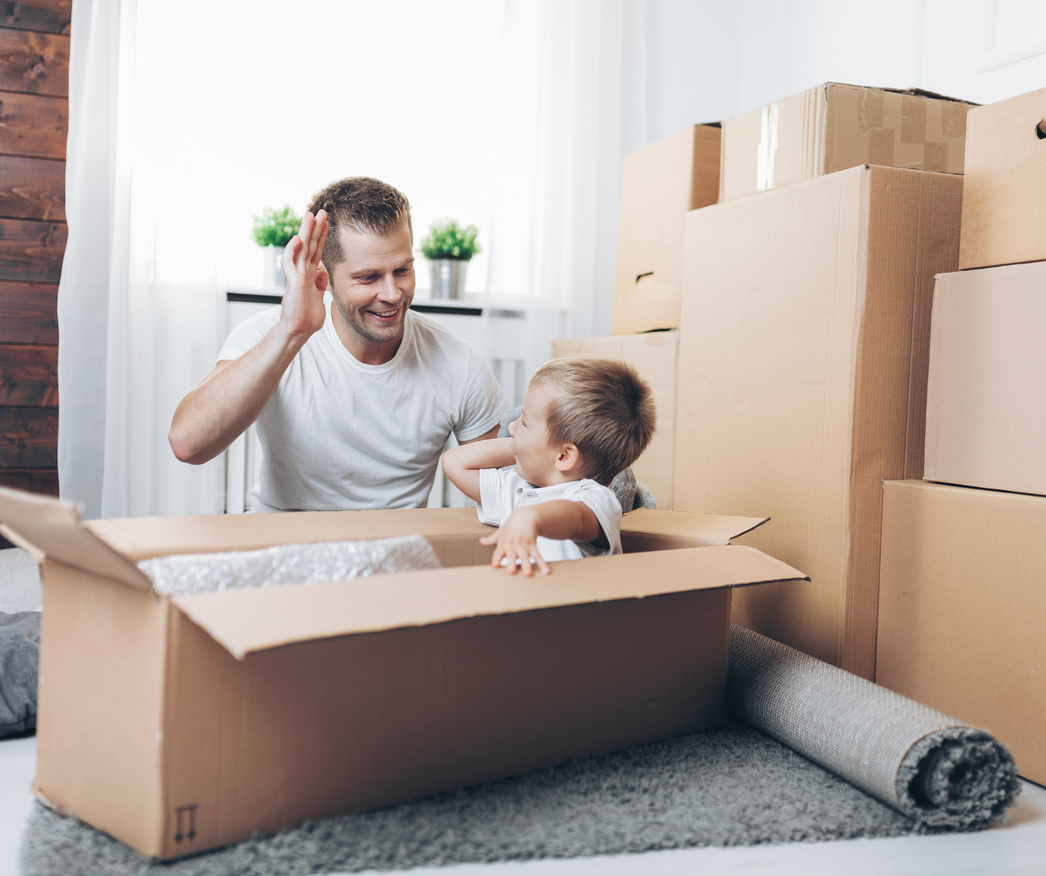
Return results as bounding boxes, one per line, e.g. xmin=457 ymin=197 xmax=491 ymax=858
xmin=279 ymin=210 xmax=330 ymax=341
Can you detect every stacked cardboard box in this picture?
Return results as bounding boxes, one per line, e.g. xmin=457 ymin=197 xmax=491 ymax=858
xmin=673 ymin=163 xmax=962 ymax=679
xmin=597 ymin=83 xmax=973 ymax=680
xmin=553 ymin=124 xmax=719 ymax=510
xmin=719 ymin=83 xmax=974 ymax=202
xmin=613 ymin=124 xmax=721 ymax=334
xmin=877 ymin=87 xmax=1046 ymax=786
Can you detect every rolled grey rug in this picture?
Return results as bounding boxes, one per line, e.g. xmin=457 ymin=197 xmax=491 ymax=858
xmin=727 ymin=624 xmax=1021 ymax=830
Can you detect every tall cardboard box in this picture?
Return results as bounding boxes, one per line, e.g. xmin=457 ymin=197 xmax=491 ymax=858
xmin=613 ymin=124 xmax=720 ymax=334
xmin=552 ymin=331 xmax=678 ymax=509
xmin=0 ymin=488 xmax=803 ymax=860
xmin=960 ymin=86 xmax=1046 ymax=269
xmin=719 ymin=83 xmax=973 ymax=203
xmin=924 ymin=261 xmax=1046 ymax=496
xmin=675 ymin=164 xmax=963 ymax=679
xmin=877 ymin=479 xmax=1045 ymax=786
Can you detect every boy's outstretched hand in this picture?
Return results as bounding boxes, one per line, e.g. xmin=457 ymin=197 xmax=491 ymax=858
xmin=480 ymin=505 xmax=550 ymax=577
xmin=278 ymin=210 xmax=330 ymax=342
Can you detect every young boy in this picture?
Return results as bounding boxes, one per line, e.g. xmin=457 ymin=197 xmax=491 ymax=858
xmin=442 ymin=358 xmax=656 ymax=576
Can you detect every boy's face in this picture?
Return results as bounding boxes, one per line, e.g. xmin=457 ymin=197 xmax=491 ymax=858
xmin=508 ymin=381 xmax=564 ymax=487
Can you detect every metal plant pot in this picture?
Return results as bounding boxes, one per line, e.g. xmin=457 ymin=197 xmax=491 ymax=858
xmin=430 ymin=258 xmax=468 ymax=299
xmin=262 ymin=245 xmax=286 ymax=289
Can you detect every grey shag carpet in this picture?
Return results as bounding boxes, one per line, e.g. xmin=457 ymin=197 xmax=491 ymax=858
xmin=20 ymin=720 xmax=927 ymax=876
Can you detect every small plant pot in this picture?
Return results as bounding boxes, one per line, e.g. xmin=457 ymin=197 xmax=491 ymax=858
xmin=430 ymin=259 xmax=468 ymax=299
xmin=262 ymin=246 xmax=286 ymax=290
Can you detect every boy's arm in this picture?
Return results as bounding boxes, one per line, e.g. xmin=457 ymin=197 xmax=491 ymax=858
xmin=480 ymin=499 xmax=603 ymax=577
xmin=442 ymin=437 xmax=514 ymax=503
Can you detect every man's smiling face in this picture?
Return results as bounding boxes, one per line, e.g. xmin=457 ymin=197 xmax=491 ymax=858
xmin=328 ymin=221 xmax=416 ymax=365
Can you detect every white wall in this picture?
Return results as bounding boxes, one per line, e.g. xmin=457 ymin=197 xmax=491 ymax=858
xmin=642 ymin=0 xmax=1046 ymax=145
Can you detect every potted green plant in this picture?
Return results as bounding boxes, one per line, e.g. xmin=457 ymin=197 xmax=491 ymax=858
xmin=251 ymin=205 xmax=302 ymax=289
xmin=420 ymin=218 xmax=481 ymax=299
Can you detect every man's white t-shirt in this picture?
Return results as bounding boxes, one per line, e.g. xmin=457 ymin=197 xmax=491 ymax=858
xmin=477 ymin=466 xmax=623 ymax=562
xmin=218 ymin=303 xmax=507 ymax=512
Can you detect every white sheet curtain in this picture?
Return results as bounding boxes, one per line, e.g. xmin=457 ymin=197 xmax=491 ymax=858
xmin=59 ymin=0 xmax=646 ymax=519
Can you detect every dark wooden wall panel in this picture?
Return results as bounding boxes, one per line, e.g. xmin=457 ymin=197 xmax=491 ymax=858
xmin=0 ymin=92 xmax=67 ymax=158
xmin=0 ymin=28 xmax=68 ymax=95
xmin=0 ymin=155 xmax=64 ymax=220
xmin=0 ymin=405 xmax=56 ymax=466
xmin=0 ymin=2 xmax=71 ymax=35
xmin=0 ymin=280 xmax=57 ymax=343
xmin=0 ymin=467 xmax=57 ymax=494
xmin=0 ymin=217 xmax=66 ymax=282
xmin=0 ymin=342 xmax=57 ymax=404
xmin=0 ymin=7 xmax=68 ymax=499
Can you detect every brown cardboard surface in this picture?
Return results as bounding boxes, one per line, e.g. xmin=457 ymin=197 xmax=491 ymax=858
xmin=159 ymin=588 xmax=733 ymax=859
xmin=613 ymin=125 xmax=720 ymax=334
xmin=552 ymin=332 xmax=679 ymax=508
xmin=0 ymin=489 xmax=805 ymax=859
xmin=877 ymin=479 xmax=1046 ymax=785
xmin=959 ymin=86 xmax=1046 ymax=269
xmin=676 ymin=164 xmax=963 ymax=679
xmin=0 ymin=486 xmax=151 ymax=589
xmin=924 ymin=262 xmax=1046 ymax=495
xmin=173 ymin=545 xmax=799 ymax=659
xmin=719 ymin=83 xmax=973 ymax=203
xmin=33 ymin=560 xmax=169 ymax=855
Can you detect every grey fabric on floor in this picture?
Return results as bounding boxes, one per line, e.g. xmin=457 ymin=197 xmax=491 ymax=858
xmin=0 ymin=547 xmax=42 ymax=613
xmin=20 ymin=722 xmax=923 ymax=876
xmin=0 ymin=610 xmax=40 ymax=738
xmin=727 ymin=624 xmax=1021 ymax=829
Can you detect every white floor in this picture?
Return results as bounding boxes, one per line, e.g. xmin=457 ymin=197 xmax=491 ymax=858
xmin=1 ymin=734 xmax=1043 ymax=876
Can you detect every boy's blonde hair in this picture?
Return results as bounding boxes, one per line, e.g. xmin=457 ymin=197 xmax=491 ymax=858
xmin=530 ymin=358 xmax=656 ymax=486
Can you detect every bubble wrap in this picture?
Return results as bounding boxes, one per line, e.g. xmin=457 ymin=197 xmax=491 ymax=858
xmin=138 ymin=535 xmax=441 ymax=598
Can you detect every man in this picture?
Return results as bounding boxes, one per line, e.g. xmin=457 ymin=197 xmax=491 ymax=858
xmin=168 ymin=177 xmax=507 ymax=511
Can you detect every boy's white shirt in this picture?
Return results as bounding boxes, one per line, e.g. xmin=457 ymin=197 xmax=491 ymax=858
xmin=477 ymin=466 xmax=623 ymax=562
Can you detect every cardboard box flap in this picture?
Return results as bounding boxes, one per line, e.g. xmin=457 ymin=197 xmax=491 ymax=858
xmin=0 ymin=487 xmax=151 ymax=590
xmin=84 ymin=507 xmax=493 ymax=563
xmin=173 ymin=545 xmax=807 ymax=659
xmin=620 ymin=508 xmax=767 ymax=550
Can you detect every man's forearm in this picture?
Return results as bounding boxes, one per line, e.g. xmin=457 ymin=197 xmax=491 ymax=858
xmin=168 ymin=323 xmax=308 ymax=465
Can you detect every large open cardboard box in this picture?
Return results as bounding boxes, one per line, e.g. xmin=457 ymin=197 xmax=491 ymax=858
xmin=924 ymin=260 xmax=1046 ymax=496
xmin=719 ymin=83 xmax=973 ymax=203
xmin=613 ymin=124 xmax=720 ymax=334
xmin=877 ymin=479 xmax=1045 ymax=786
xmin=959 ymin=86 xmax=1046 ymax=269
xmin=0 ymin=487 xmax=804 ymax=860
xmin=675 ymin=164 xmax=963 ymax=680
xmin=552 ymin=331 xmax=678 ymax=509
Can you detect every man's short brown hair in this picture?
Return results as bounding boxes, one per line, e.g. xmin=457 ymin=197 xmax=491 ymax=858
xmin=530 ymin=358 xmax=656 ymax=486
xmin=307 ymin=177 xmax=412 ymax=271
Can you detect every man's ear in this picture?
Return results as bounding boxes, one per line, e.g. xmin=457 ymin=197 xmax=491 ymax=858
xmin=554 ymin=443 xmax=582 ymax=474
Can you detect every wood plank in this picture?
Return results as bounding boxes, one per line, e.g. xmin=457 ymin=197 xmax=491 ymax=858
xmin=0 ymin=280 xmax=56 ymax=343
xmin=0 ymin=28 xmax=67 ymax=96
xmin=0 ymin=404 xmax=55 ymax=466
xmin=0 ymin=465 xmax=56 ymax=494
xmin=0 ymin=342 xmax=56 ymax=405
xmin=0 ymin=217 xmax=65 ymax=282
xmin=0 ymin=155 xmax=63 ymax=220
xmin=0 ymin=91 xmax=67 ymax=158
xmin=0 ymin=3 xmax=71 ymax=35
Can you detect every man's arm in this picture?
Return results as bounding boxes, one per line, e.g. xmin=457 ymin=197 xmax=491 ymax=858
xmin=442 ymin=436 xmax=513 ymax=503
xmin=480 ymin=500 xmax=603 ymax=577
xmin=168 ymin=211 xmax=329 ymax=465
